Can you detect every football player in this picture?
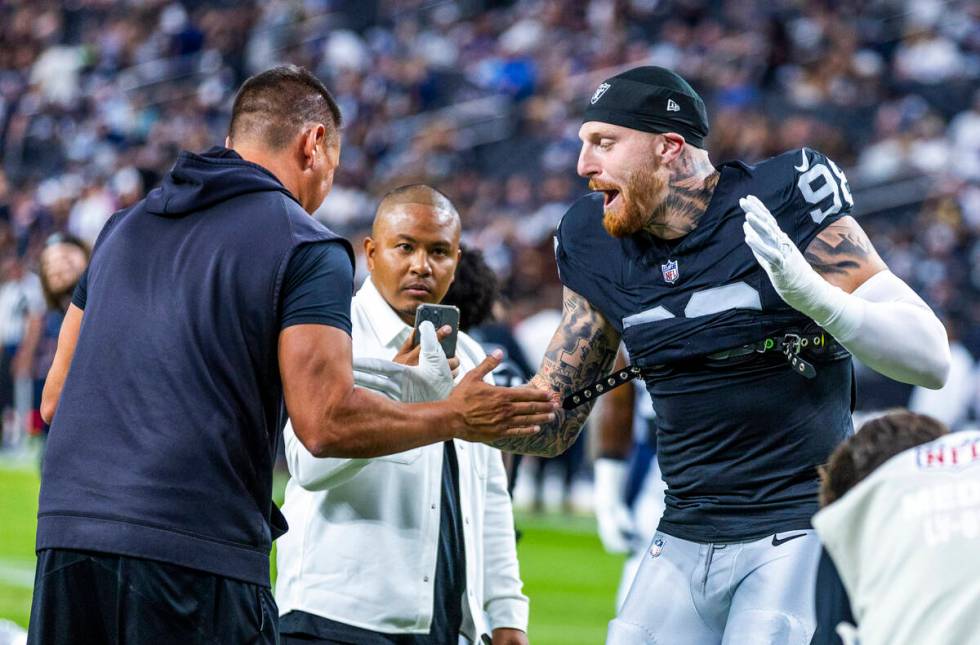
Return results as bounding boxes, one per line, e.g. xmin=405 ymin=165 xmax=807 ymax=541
xmin=491 ymin=66 xmax=950 ymax=644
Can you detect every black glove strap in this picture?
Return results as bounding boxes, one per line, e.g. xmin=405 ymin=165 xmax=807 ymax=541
xmin=562 ymin=365 xmax=642 ymax=411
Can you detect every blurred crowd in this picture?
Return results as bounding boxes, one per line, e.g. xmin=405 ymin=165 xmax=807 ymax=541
xmin=1 ymin=0 xmax=979 ymax=449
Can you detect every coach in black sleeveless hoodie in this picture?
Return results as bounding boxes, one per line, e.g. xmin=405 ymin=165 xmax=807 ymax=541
xmin=38 ymin=144 xmax=353 ymax=585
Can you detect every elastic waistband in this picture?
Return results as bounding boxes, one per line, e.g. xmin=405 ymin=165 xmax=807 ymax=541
xmin=657 ymin=516 xmax=815 ymax=545
xmin=36 ymin=513 xmax=271 ymax=586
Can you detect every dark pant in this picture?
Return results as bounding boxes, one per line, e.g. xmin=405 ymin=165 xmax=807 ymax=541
xmin=280 ymin=636 xmax=357 ymax=645
xmin=27 ymin=548 xmax=278 ymax=645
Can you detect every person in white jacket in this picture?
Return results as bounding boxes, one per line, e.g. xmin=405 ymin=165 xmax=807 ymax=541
xmin=811 ymin=410 xmax=980 ymax=645
xmin=276 ymin=185 xmax=529 ymax=645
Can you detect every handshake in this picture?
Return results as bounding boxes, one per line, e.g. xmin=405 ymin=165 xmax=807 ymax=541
xmin=352 ymin=321 xmax=557 ymax=444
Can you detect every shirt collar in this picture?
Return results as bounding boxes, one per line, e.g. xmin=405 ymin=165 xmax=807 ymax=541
xmin=356 ymin=277 xmax=413 ymax=348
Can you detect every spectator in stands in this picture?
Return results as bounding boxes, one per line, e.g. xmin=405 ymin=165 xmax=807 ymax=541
xmin=0 ymin=253 xmax=45 ymax=448
xmin=33 ymin=233 xmax=89 ymax=454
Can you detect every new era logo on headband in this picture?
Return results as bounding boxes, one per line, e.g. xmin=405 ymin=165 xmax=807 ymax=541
xmin=591 ymin=82 xmax=611 ymax=105
xmin=666 ymin=99 xmax=680 ymax=112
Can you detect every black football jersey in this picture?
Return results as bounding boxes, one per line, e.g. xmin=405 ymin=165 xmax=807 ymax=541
xmin=556 ymin=148 xmax=856 ymax=542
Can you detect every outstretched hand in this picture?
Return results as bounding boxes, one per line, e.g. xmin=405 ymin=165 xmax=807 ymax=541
xmin=447 ymin=349 xmax=558 ymax=444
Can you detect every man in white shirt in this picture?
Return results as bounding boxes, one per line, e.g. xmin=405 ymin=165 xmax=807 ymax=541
xmin=276 ymin=185 xmax=529 ymax=645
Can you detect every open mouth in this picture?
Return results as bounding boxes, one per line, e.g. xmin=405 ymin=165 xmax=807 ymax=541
xmin=601 ymin=189 xmax=621 ymax=208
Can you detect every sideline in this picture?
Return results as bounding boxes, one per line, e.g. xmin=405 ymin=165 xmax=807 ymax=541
xmin=0 ymin=558 xmax=34 ymax=590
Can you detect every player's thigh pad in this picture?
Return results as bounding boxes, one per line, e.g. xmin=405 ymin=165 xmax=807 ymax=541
xmin=722 ymin=530 xmax=821 ymax=645
xmin=607 ymin=532 xmax=720 ymax=645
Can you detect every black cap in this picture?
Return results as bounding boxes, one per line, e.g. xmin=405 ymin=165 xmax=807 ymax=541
xmin=582 ymin=66 xmax=710 ymax=148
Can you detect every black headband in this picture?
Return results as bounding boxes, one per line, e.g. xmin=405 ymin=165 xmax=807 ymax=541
xmin=582 ymin=67 xmax=710 ymax=149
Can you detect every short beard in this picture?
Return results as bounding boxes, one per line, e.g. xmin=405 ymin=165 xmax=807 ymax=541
xmin=594 ymin=168 xmax=669 ymax=238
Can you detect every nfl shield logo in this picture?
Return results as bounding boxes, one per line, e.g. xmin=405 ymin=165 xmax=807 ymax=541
xmin=591 ymin=82 xmax=611 ymax=105
xmin=650 ymin=538 xmax=664 ymax=558
xmin=661 ymin=259 xmax=679 ymax=284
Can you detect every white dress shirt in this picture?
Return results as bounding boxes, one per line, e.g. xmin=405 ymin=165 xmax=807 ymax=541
xmin=275 ymin=277 xmax=528 ymax=641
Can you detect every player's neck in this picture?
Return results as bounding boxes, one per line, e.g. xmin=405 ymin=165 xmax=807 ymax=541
xmin=645 ymin=150 xmax=720 ymax=241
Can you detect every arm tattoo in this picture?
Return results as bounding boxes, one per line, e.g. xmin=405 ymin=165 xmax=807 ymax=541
xmin=492 ymin=289 xmax=620 ymax=457
xmin=804 ymin=218 xmax=883 ymax=277
xmin=804 ymin=217 xmax=888 ymax=292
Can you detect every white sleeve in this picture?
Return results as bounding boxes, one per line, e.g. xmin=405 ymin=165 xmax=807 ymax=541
xmin=821 ymin=270 xmax=950 ymax=389
xmin=480 ymin=449 xmax=529 ymax=632
xmin=283 ymin=420 xmax=370 ymax=491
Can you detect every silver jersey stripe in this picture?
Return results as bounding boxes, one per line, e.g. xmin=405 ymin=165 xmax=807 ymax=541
xmin=684 ymin=282 xmax=761 ymax=318
xmin=622 ymin=306 xmax=675 ymax=329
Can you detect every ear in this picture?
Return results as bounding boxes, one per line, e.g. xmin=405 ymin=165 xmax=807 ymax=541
xmin=363 ymin=236 xmax=377 ymax=272
xmin=660 ymin=133 xmax=686 ymax=164
xmin=224 ymin=135 xmax=232 ymax=148
xmin=301 ymin=125 xmax=326 ymax=170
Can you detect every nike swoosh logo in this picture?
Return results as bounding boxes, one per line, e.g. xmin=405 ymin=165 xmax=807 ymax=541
xmin=794 ymin=148 xmax=810 ymax=172
xmin=772 ymin=532 xmax=807 ymax=547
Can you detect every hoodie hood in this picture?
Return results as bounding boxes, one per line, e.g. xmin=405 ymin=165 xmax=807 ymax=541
xmin=145 ymin=147 xmax=297 ymax=217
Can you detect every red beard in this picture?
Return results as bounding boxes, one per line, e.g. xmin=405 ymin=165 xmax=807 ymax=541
xmin=590 ymin=168 xmax=669 ymax=238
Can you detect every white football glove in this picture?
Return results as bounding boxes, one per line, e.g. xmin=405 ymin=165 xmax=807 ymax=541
xmin=740 ymin=194 xmax=853 ymax=330
xmin=352 ymin=321 xmax=454 ymax=403
xmin=594 ymin=458 xmax=636 ymax=554
xmin=741 ymin=195 xmax=822 ymax=311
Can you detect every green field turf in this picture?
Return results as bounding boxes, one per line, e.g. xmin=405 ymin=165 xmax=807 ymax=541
xmin=0 ymin=460 xmax=40 ymax=630
xmin=0 ymin=464 xmax=623 ymax=644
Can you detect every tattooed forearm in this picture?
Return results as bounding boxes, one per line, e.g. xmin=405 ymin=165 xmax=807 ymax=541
xmin=492 ymin=288 xmax=620 ymax=457
xmin=804 ymin=216 xmax=887 ymax=292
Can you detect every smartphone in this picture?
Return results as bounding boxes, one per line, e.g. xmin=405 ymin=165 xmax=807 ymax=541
xmin=413 ymin=303 xmax=460 ymax=358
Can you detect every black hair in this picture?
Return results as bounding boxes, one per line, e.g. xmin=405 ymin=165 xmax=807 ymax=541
xmin=819 ymin=410 xmax=948 ymax=507
xmin=229 ymin=65 xmax=342 ymax=149
xmin=442 ymin=244 xmax=498 ymax=332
